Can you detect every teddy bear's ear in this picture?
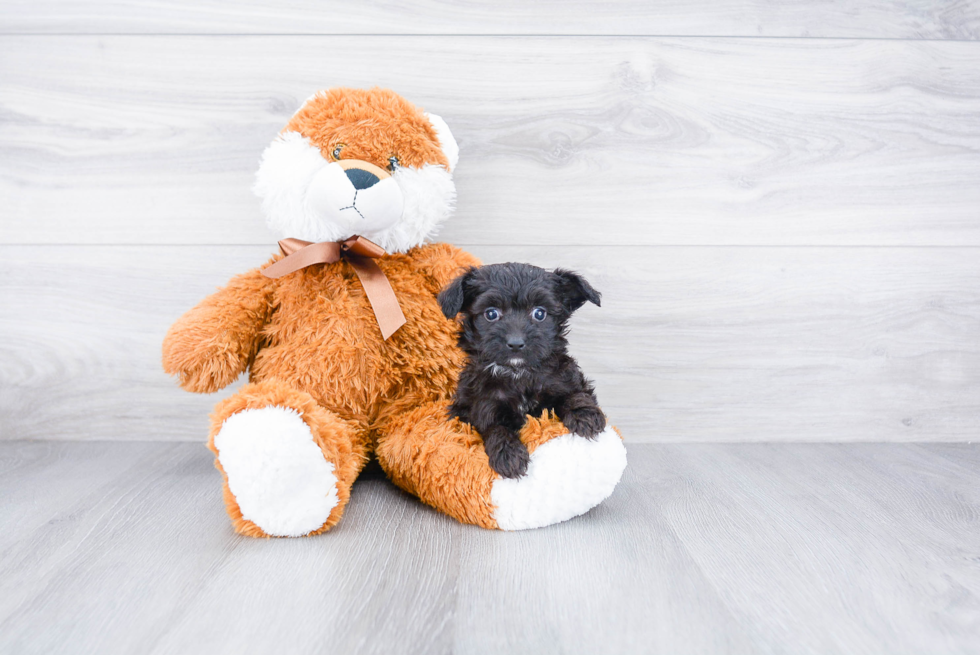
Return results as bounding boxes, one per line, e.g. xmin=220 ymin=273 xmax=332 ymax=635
xmin=438 ymin=267 xmax=477 ymax=319
xmin=424 ymin=112 xmax=459 ymax=171
xmin=292 ymin=90 xmax=330 ymax=117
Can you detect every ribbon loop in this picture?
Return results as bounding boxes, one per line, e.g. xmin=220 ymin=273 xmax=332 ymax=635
xmin=261 ymin=236 xmax=407 ymax=340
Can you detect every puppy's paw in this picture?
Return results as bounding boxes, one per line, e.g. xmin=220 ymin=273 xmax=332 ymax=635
xmin=484 ymin=430 xmax=530 ymax=479
xmin=562 ymin=405 xmax=607 ymax=439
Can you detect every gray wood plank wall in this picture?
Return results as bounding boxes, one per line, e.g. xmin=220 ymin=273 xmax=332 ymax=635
xmin=1 ymin=2 xmax=979 ymax=442
xmin=3 ymin=1 xmax=979 ymax=38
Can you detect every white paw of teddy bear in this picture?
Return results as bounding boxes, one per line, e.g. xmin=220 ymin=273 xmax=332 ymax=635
xmin=213 ymin=407 xmax=339 ymax=537
xmin=491 ymin=426 xmax=627 ymax=530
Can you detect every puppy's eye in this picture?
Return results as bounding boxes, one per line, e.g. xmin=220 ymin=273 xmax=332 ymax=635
xmin=532 ymin=307 xmax=547 ymax=322
xmin=387 ymin=155 xmax=400 ymax=171
xmin=484 ymin=308 xmax=500 ymax=322
xmin=332 ymin=144 xmax=344 ymax=160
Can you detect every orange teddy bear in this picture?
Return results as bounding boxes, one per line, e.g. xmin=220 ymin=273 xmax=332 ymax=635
xmin=162 ymin=88 xmax=626 ymax=537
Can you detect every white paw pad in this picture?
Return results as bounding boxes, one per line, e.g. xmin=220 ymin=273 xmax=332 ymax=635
xmin=490 ymin=426 xmax=627 ymax=531
xmin=214 ymin=406 xmax=339 ymax=537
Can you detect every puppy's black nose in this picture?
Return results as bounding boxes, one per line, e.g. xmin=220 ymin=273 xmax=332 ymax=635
xmin=345 ymin=167 xmax=381 ymax=190
xmin=507 ymin=337 xmax=525 ymax=351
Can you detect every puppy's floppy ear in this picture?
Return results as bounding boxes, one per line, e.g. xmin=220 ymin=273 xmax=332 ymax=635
xmin=554 ymin=269 xmax=601 ymax=313
xmin=438 ymin=267 xmax=477 ymax=319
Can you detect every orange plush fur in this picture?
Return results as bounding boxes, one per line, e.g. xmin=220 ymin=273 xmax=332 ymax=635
xmin=286 ymin=88 xmax=451 ymax=171
xmin=162 ymin=89 xmax=577 ymax=536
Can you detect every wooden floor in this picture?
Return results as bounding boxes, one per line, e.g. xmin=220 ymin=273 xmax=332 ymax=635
xmin=1 ymin=441 xmax=978 ymax=654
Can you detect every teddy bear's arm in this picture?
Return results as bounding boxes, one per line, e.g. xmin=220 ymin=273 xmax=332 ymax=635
xmin=413 ymin=243 xmax=482 ymax=292
xmin=162 ymin=266 xmax=277 ymax=394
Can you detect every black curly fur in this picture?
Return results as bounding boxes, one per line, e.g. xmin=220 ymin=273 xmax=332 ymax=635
xmin=438 ymin=262 xmax=605 ymax=478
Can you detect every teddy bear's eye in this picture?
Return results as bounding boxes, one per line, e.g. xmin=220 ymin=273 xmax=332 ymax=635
xmin=332 ymin=144 xmax=344 ymax=160
xmin=387 ymin=155 xmax=400 ymax=171
xmin=484 ymin=308 xmax=500 ymax=322
xmin=532 ymin=307 xmax=547 ymax=322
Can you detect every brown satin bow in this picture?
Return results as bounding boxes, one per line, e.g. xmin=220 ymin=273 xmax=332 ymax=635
xmin=261 ymin=236 xmax=407 ymax=340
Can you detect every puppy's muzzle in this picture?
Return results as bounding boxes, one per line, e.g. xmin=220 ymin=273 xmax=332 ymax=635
xmin=307 ymin=159 xmax=404 ymax=235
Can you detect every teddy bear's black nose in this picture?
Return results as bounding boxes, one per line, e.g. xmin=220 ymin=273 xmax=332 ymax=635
xmin=345 ymin=167 xmax=381 ymax=190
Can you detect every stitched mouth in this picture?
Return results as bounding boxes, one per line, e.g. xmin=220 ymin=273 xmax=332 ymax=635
xmin=337 ymin=190 xmax=366 ymax=220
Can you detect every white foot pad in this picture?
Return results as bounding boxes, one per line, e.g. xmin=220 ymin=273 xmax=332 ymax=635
xmin=490 ymin=426 xmax=627 ymax=531
xmin=214 ymin=406 xmax=339 ymax=537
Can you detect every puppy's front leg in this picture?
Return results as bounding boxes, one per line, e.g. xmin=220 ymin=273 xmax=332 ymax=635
xmin=558 ymin=391 xmax=607 ymax=439
xmin=472 ymin=404 xmax=530 ymax=478
xmin=482 ymin=425 xmax=530 ymax=478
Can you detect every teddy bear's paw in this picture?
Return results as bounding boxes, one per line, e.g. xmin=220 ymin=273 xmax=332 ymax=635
xmin=490 ymin=426 xmax=627 ymax=531
xmin=213 ymin=406 xmax=340 ymax=537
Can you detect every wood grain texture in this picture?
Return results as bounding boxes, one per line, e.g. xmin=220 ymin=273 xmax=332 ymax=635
xmin=639 ymin=442 xmax=980 ymax=654
xmin=2 ymin=244 xmax=978 ymax=442
xmin=1 ymin=440 xmax=978 ymax=654
xmin=3 ymin=36 xmax=980 ymax=246
xmin=1 ymin=0 xmax=978 ymax=39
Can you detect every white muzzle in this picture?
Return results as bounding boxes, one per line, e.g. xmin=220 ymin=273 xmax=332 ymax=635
xmin=306 ymin=160 xmax=404 ymax=235
xmin=255 ymin=130 xmax=456 ymax=253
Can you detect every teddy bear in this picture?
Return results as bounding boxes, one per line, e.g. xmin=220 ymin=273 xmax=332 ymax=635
xmin=162 ymin=87 xmax=627 ymax=537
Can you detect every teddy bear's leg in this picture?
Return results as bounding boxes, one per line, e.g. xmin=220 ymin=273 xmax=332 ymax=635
xmin=207 ymin=379 xmax=369 ymax=537
xmin=375 ymin=401 xmax=627 ymax=530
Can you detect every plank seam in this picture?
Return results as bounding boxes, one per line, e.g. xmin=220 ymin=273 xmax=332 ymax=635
xmin=1 ymin=33 xmax=979 ymax=43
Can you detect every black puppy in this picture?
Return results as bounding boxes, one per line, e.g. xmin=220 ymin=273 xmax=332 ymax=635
xmin=438 ymin=263 xmax=606 ymax=478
